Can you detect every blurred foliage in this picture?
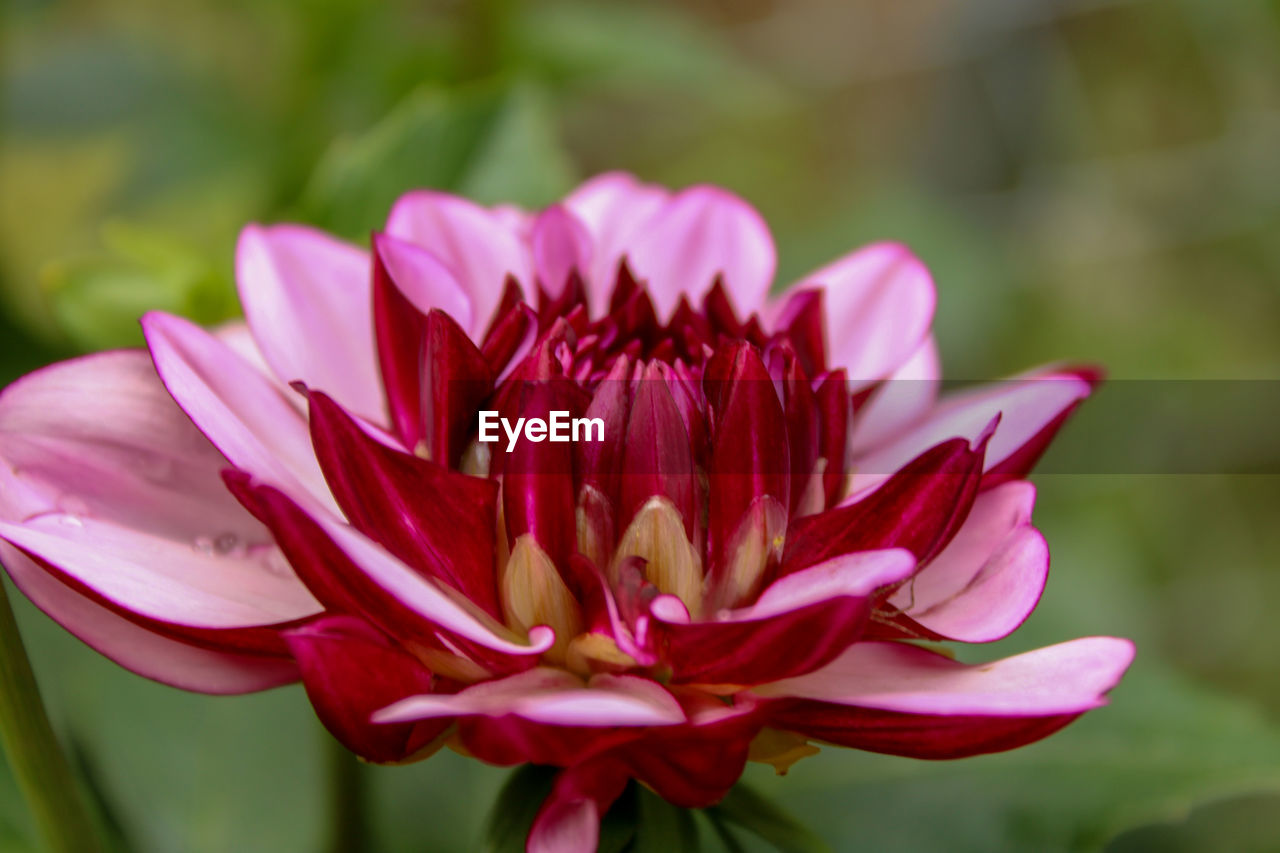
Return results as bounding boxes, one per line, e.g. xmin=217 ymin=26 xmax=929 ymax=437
xmin=2 ymin=0 xmax=1280 ymax=851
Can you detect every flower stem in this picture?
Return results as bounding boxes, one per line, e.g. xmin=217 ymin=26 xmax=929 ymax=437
xmin=324 ymin=731 xmax=369 ymax=853
xmin=0 ymin=579 xmax=103 ymax=853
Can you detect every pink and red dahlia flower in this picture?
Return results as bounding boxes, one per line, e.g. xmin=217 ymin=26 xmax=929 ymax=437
xmin=0 ymin=173 xmax=1132 ymax=851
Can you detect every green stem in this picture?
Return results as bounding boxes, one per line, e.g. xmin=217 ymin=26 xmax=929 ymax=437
xmin=324 ymin=732 xmax=369 ymax=853
xmin=0 ymin=579 xmax=103 ymax=853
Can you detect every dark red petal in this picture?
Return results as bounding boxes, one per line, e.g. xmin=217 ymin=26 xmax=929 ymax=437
xmin=283 ymin=614 xmax=447 ymax=763
xmin=308 ymin=391 xmax=500 ymax=618
xmin=814 ymin=370 xmax=850 ymax=510
xmin=422 ymin=309 xmax=493 ymax=467
xmin=767 ymin=700 xmax=1079 ymax=760
xmin=481 ymin=302 xmax=537 ymax=378
xmin=702 ymin=276 xmax=744 ymax=338
xmin=575 ymin=356 xmax=632 ymax=506
xmin=620 ymin=700 xmax=761 ymax=808
xmin=373 ymin=237 xmax=428 ymax=450
xmin=704 ymin=342 xmax=789 ymax=577
xmin=528 ymin=757 xmax=633 ymax=853
xmin=783 ymin=432 xmax=991 ymax=573
xmin=458 ymin=716 xmax=643 ymax=768
xmin=223 ymin=471 xmax=530 ymax=676
xmin=657 ymin=598 xmax=871 ymax=686
xmin=775 ymin=288 xmax=827 ymax=377
xmin=502 ymin=380 xmax=584 ymax=568
xmin=620 ymin=364 xmax=696 ymax=536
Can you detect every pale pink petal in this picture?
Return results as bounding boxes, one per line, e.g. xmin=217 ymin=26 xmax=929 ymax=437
xmin=142 ymin=311 xmax=335 ymax=509
xmin=734 ymin=549 xmax=916 ymax=621
xmin=563 ymin=172 xmax=669 ymax=314
xmin=847 ymin=370 xmax=1093 ymax=497
xmin=0 ymin=515 xmax=319 ymax=628
xmin=0 ymin=541 xmax=297 ymax=694
xmin=849 ymin=335 xmax=941 ymax=454
xmin=236 ymin=225 xmax=384 ymax=424
xmin=624 ymin=186 xmax=776 ymax=320
xmin=373 ymin=233 xmax=473 ymax=330
xmin=891 ymin=482 xmax=1047 ymax=642
xmin=531 ymin=205 xmax=593 ymax=297
xmin=375 ymin=668 xmax=686 ymax=727
xmin=755 ymin=638 xmax=1135 ymax=716
xmin=0 ymin=350 xmax=268 ymax=541
xmin=385 ymin=191 xmax=534 ymax=334
xmin=797 ymin=242 xmax=935 ymax=387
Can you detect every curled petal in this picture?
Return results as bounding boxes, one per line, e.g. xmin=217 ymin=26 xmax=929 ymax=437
xmin=757 ymin=638 xmax=1135 ymax=758
xmin=885 ymin=482 xmax=1047 ymax=643
xmin=851 ymin=369 xmax=1093 ymax=495
xmin=653 ymin=549 xmax=914 ymax=686
xmin=0 ymin=539 xmax=297 ymax=694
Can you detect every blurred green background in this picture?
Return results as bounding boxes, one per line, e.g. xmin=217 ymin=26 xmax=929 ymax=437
xmin=2 ymin=0 xmax=1280 ymax=850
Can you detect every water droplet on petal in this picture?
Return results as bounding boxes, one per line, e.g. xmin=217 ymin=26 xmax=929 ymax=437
xmin=212 ymin=532 xmax=241 ymax=556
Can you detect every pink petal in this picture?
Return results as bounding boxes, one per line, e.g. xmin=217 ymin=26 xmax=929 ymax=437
xmin=528 ymin=759 xmax=631 ymax=853
xmin=849 ymin=335 xmax=941 ymax=454
xmin=563 ymin=172 xmax=670 ymax=315
xmin=0 ymin=539 xmax=297 ymax=695
xmin=385 ymin=191 xmax=534 ymax=335
xmin=848 ymin=369 xmax=1092 ymax=496
xmin=889 ymin=482 xmax=1047 ymax=642
xmin=0 ymin=350 xmax=268 ymax=541
xmin=373 ymin=232 xmax=472 ymax=328
xmin=142 ymin=311 xmax=335 ymax=509
xmin=794 ymin=242 xmax=936 ymax=387
xmin=623 ymin=186 xmax=776 ymax=320
xmin=756 ymin=637 xmax=1135 ymax=716
xmin=531 ymin=205 xmax=593 ymax=298
xmin=236 ymin=225 xmax=384 ymax=424
xmin=375 ymin=668 xmax=686 ymax=727
xmin=0 ymin=515 xmax=319 ymax=628
xmin=751 ymin=549 xmax=916 ymax=619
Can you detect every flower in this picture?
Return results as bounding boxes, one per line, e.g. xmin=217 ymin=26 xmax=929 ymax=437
xmin=0 ymin=173 xmax=1132 ymax=851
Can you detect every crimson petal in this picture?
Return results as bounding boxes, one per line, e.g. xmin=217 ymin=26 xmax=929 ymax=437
xmin=284 ymin=614 xmax=447 ymax=763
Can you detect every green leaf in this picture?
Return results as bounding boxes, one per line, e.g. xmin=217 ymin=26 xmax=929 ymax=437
xmin=633 ymin=786 xmax=699 ymax=853
xmin=300 ymin=81 xmax=575 ymax=240
xmin=482 ymin=764 xmax=559 ymax=853
xmin=41 ymin=222 xmax=233 ymax=350
xmin=707 ymin=784 xmax=830 ymax=853
xmin=513 ymin=1 xmax=782 ymax=112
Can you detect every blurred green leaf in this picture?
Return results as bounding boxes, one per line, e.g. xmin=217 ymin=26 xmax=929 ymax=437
xmin=707 ymin=784 xmax=830 ymax=853
xmin=482 ymin=763 xmax=558 ymax=853
xmin=633 ymin=786 xmax=699 ymax=852
xmin=514 ymin=1 xmax=782 ymax=111
xmin=41 ymin=222 xmax=234 ymax=350
xmin=747 ymin=664 xmax=1280 ymax=852
xmin=301 ymin=81 xmax=575 ymax=239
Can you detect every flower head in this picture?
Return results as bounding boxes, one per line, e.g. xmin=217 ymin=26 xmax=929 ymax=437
xmin=0 ymin=173 xmax=1132 ymax=851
